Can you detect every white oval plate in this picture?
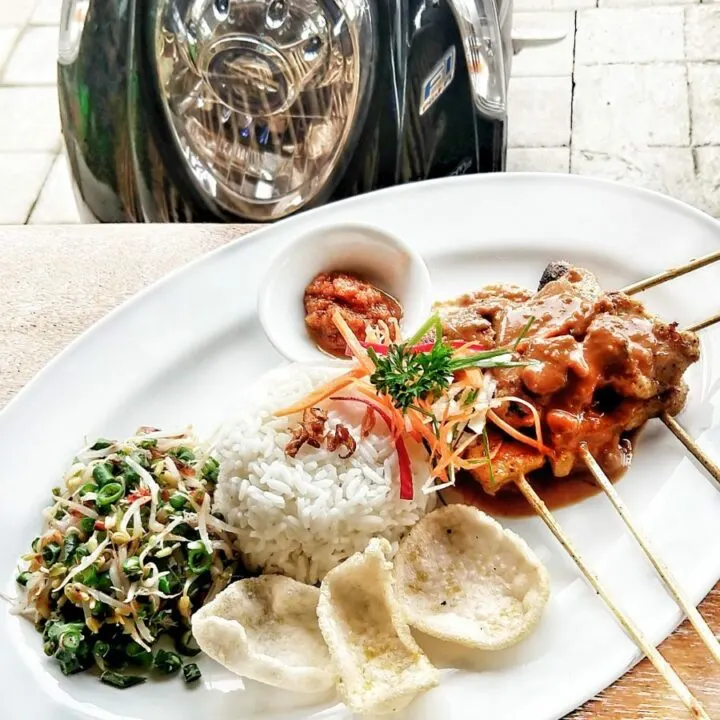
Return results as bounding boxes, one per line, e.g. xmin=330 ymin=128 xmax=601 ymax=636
xmin=1 ymin=174 xmax=720 ymax=720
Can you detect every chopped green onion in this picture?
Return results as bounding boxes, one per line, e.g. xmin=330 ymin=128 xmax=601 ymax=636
xmin=92 ymin=463 xmax=114 ymax=487
xmin=201 ymin=457 xmax=220 ymax=485
xmin=122 ymin=556 xmax=143 ymax=581
xmin=91 ymin=602 xmax=112 ymax=620
xmin=96 ymin=572 xmax=112 ymax=592
xmin=74 ymin=544 xmax=90 ymax=560
xmin=80 ymin=517 xmax=95 ymax=535
xmin=31 ymin=537 xmax=41 ymax=553
xmin=75 ymin=565 xmax=99 ymax=587
xmin=16 ymin=571 xmax=31 ymax=587
xmin=100 ymin=670 xmax=147 ymax=689
xmin=482 ymin=426 xmax=496 ymax=489
xmin=513 ymin=315 xmax=536 ymax=349
xmin=405 ymin=314 xmax=442 ymax=347
xmin=90 ymin=439 xmax=114 ymax=451
xmin=93 ymin=640 xmax=110 ymax=662
xmin=187 ymin=542 xmax=212 ymax=575
xmin=171 ymin=447 xmax=195 ymax=464
xmin=175 ymin=629 xmax=201 ymax=657
xmin=78 ymin=483 xmax=96 ymax=497
xmin=59 ymin=628 xmax=83 ymax=652
xmin=96 ymin=481 xmax=125 ymax=508
xmin=61 ymin=534 xmax=80 ymax=563
xmin=122 ymin=467 xmax=140 ymax=486
xmin=169 ymin=493 xmax=187 ymax=511
xmin=183 ymin=663 xmax=202 ymax=683
xmin=41 ymin=543 xmax=61 ymax=567
xmin=153 ymin=649 xmax=182 ymax=674
xmin=158 ymin=576 xmax=174 ymax=595
xmin=125 ymin=641 xmax=153 ymax=668
xmin=138 ymin=438 xmax=157 ymax=449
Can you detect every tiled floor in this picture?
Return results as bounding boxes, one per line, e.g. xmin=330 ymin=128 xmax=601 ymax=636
xmin=509 ymin=1 xmax=720 ymax=217
xmin=0 ymin=0 xmax=718 ymax=223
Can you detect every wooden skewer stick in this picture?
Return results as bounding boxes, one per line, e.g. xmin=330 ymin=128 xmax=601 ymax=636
xmin=662 ymin=413 xmax=720 ymax=487
xmin=514 ymin=475 xmax=710 ymax=720
xmin=685 ymin=313 xmax=720 ymax=334
xmin=580 ymin=445 xmax=720 ymax=666
xmin=658 ymin=313 xmax=720 ymax=484
xmin=622 ymin=250 xmax=720 ymax=296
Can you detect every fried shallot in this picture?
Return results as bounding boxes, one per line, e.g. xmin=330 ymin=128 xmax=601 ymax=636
xmin=285 ymin=407 xmax=357 ymax=460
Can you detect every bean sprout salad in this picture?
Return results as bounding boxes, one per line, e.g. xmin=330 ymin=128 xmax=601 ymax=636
xmin=13 ymin=428 xmax=243 ymax=689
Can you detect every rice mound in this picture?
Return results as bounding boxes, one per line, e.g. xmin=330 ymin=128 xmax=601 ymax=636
xmin=212 ymin=364 xmax=434 ymax=584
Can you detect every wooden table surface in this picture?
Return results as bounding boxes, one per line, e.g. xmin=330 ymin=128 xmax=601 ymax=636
xmin=1 ymin=224 xmax=718 ymax=719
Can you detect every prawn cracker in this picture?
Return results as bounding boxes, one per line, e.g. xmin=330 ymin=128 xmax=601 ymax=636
xmin=317 ymin=538 xmax=439 ymax=714
xmin=395 ymin=504 xmax=550 ymax=650
xmin=191 ymin=575 xmax=335 ymax=693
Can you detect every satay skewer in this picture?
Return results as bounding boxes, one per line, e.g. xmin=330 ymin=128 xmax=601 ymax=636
xmin=508 ymin=261 xmax=720 ymax=716
xmin=514 ymin=475 xmax=710 ymax=720
xmin=579 ymin=445 xmax=720 ymax=666
xmin=619 ymin=251 xmax=720 ymax=494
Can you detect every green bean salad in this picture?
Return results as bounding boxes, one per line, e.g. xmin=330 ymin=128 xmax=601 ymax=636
xmin=14 ymin=428 xmax=243 ymax=689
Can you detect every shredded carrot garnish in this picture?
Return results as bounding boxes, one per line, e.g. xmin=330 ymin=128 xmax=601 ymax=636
xmin=332 ymin=310 xmax=375 ymax=374
xmin=491 ymin=395 xmax=548 ymax=451
xmin=353 ymin=384 xmax=399 ymax=435
xmin=274 ymin=367 xmax=367 ymax=417
xmin=432 ymin=431 xmax=479 ymax=477
xmin=487 ymin=409 xmax=551 ymax=455
xmin=458 ymin=367 xmax=485 ymax=388
xmin=407 ymin=409 xmax=438 ymax=451
xmin=454 ymin=455 xmax=493 ymax=471
xmin=443 ymin=407 xmax=475 ymax=426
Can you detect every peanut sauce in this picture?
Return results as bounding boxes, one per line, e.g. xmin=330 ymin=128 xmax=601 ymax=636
xmin=447 ymin=431 xmax=635 ymax=518
xmin=449 ymin=465 xmax=621 ymax=518
xmin=432 ymin=261 xmax=692 ymax=514
xmin=304 ymin=271 xmax=403 ymax=357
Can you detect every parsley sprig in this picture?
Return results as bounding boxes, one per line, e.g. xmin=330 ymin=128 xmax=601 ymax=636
xmin=368 ymin=315 xmax=533 ymax=411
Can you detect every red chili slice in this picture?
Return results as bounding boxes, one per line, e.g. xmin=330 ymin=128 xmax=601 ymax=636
xmin=358 ymin=339 xmax=487 ymax=356
xmin=330 ymin=395 xmax=414 ymax=500
xmin=394 ymin=434 xmax=414 ymax=501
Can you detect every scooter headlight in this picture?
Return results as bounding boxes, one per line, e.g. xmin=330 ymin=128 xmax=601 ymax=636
xmin=154 ymin=0 xmax=374 ymax=221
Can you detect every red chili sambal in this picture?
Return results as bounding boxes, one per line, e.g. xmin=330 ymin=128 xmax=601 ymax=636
xmin=304 ymin=271 xmax=403 ymax=357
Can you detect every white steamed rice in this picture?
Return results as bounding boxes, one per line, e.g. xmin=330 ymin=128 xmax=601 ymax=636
xmin=212 ymin=363 xmax=434 ymax=584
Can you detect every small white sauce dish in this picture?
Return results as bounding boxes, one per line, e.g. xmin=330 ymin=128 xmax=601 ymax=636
xmin=258 ymin=223 xmax=433 ymax=363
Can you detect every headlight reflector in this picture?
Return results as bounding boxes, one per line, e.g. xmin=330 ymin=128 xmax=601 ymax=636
xmin=154 ymin=0 xmax=374 ymax=220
